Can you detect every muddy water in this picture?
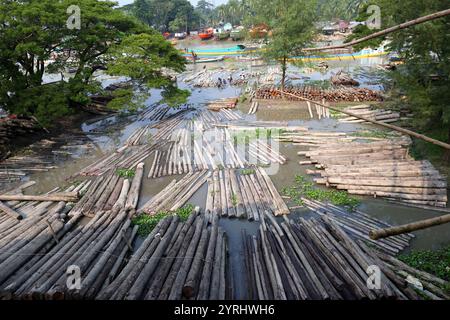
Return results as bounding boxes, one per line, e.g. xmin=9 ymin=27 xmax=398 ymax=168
xmin=25 ymin=50 xmax=450 ymax=299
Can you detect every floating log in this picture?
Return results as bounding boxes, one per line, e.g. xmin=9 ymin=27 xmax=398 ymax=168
xmin=0 ymin=192 xmax=79 ymax=203
xmin=369 ymin=213 xmax=450 ymax=240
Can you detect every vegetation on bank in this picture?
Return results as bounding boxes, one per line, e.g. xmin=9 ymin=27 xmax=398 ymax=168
xmin=0 ymin=0 xmax=189 ymax=127
xmin=349 ymin=0 xmax=450 ymax=162
xmin=282 ymin=175 xmax=360 ymax=209
xmin=132 ymin=204 xmax=195 ymax=236
xmin=399 ymin=246 xmax=450 ymax=283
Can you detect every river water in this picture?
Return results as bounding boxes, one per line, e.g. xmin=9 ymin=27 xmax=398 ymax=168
xmin=23 ymin=40 xmax=450 ymax=299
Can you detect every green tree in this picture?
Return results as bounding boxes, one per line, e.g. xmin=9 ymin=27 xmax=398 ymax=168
xmin=249 ymin=0 xmax=318 ymax=89
xmin=349 ymin=0 xmax=450 ymax=160
xmin=0 ymin=0 xmax=188 ymax=125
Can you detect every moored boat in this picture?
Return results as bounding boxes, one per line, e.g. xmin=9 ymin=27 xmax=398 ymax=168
xmin=231 ymin=26 xmax=245 ymax=41
xmin=199 ymin=28 xmax=214 ymax=40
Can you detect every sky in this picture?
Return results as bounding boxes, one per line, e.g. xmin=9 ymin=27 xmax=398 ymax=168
xmin=117 ymin=0 xmax=228 ymax=7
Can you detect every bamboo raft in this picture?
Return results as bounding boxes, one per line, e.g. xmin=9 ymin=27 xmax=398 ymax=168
xmin=207 ymin=98 xmax=238 ymax=111
xmin=205 ymin=168 xmax=290 ymax=221
xmin=300 ymin=198 xmax=414 ymax=255
xmin=337 ymin=105 xmax=401 ymax=124
xmin=0 ymin=165 xmax=147 ymax=300
xmin=256 ymin=86 xmax=383 ymax=102
xmin=242 ymin=212 xmax=449 ymax=300
xmin=299 ymin=137 xmax=448 ymax=207
xmin=97 ymin=212 xmax=230 ymax=300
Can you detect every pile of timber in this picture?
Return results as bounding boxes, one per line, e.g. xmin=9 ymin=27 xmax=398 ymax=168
xmin=78 ymin=143 xmax=161 ymax=177
xmin=139 ymin=105 xmax=170 ymax=121
xmin=0 ymin=165 xmax=147 ymax=300
xmin=242 ymin=212 xmax=449 ymax=300
xmin=125 ymin=125 xmax=151 ymax=146
xmin=96 ymin=211 xmax=230 ymax=300
xmin=207 ymin=98 xmax=238 ymax=111
xmin=300 ymin=138 xmax=448 ymax=207
xmin=338 ymin=105 xmax=401 ymax=124
xmin=331 ymin=70 xmax=360 ymax=86
xmin=248 ymin=101 xmax=259 ymax=115
xmin=276 ymin=130 xmax=357 ymax=148
xmin=147 ymin=124 xmax=286 ymax=178
xmin=255 ymin=86 xmax=383 ymax=102
xmin=141 ymin=171 xmax=209 ymax=215
xmin=205 ymin=168 xmax=290 ymax=221
xmin=300 ymin=198 xmax=413 ymax=255
xmin=197 ymin=110 xmax=241 ymax=130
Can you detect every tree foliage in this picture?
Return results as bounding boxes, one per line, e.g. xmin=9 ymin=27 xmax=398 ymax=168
xmin=350 ymin=1 xmax=450 ymax=144
xmin=0 ymin=0 xmax=188 ymax=125
xmin=248 ymin=0 xmax=318 ymax=89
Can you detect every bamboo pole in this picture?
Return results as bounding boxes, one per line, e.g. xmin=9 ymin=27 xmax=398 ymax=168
xmin=304 ymin=9 xmax=450 ymax=52
xmin=274 ymin=89 xmax=450 ymax=150
xmin=370 ymin=213 xmax=450 ymax=240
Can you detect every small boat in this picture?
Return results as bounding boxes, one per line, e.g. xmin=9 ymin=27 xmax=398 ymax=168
xmin=216 ymin=29 xmax=230 ymax=40
xmin=199 ymin=28 xmax=214 ymax=40
xmin=174 ymin=32 xmax=187 ymax=40
xmin=231 ymin=26 xmax=245 ymax=41
xmin=187 ymin=56 xmax=225 ymax=64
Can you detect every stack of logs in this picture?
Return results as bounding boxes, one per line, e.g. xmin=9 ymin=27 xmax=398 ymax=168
xmin=141 ymin=171 xmax=209 ymax=215
xmin=300 ymin=138 xmax=448 ymax=207
xmin=205 ymin=168 xmax=290 ymax=221
xmin=242 ymin=211 xmax=449 ymax=300
xmin=330 ymin=70 xmax=360 ymax=86
xmin=300 ymin=198 xmax=413 ymax=255
xmin=96 ymin=211 xmax=230 ymax=300
xmin=255 ymin=86 xmax=383 ymax=102
xmin=0 ymin=165 xmax=146 ymax=299
xmin=338 ymin=105 xmax=401 ymax=124
xmin=207 ymin=98 xmax=238 ymax=111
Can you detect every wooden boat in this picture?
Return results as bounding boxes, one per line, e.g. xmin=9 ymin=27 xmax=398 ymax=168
xmin=231 ymin=27 xmax=245 ymax=41
xmin=174 ymin=32 xmax=187 ymax=40
xmin=216 ymin=30 xmax=230 ymax=40
xmin=186 ymin=56 xmax=225 ymax=64
xmin=199 ymin=28 xmax=214 ymax=40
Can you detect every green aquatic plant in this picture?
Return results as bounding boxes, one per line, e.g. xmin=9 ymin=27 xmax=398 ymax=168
xmin=351 ymin=130 xmax=399 ymax=139
xmin=116 ymin=168 xmax=136 ymax=179
xmin=399 ymin=246 xmax=450 ymax=283
xmin=241 ymin=169 xmax=256 ymax=176
xmin=133 ymin=204 xmax=195 ymax=236
xmin=282 ymin=175 xmax=360 ymax=209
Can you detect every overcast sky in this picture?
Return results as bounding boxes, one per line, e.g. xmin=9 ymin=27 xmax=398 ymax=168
xmin=117 ymin=0 xmax=227 ymax=6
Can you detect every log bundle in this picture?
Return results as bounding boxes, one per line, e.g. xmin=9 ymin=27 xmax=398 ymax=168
xmin=337 ymin=105 xmax=401 ymax=124
xmin=242 ymin=212 xmax=449 ymax=300
xmin=207 ymin=98 xmax=238 ymax=111
xmin=0 ymin=167 xmax=147 ymax=300
xmin=205 ymin=168 xmax=290 ymax=221
xmin=330 ymin=70 xmax=360 ymax=86
xmin=301 ymin=198 xmax=414 ymax=255
xmin=255 ymin=86 xmax=383 ymax=102
xmin=147 ymin=122 xmax=286 ymax=179
xmin=96 ymin=211 xmax=230 ymax=300
xmin=141 ymin=171 xmax=209 ymax=215
xmin=299 ymin=137 xmax=448 ymax=207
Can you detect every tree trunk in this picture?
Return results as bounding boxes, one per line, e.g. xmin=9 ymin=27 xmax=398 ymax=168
xmin=281 ymin=56 xmax=287 ymax=92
